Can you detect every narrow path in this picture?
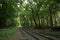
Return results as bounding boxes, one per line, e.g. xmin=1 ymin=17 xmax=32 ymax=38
xmin=9 ymin=29 xmax=23 ymax=40
xmin=8 ymin=29 xmax=36 ymax=40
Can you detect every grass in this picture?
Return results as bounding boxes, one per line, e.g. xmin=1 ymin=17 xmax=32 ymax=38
xmin=39 ymin=31 xmax=60 ymax=38
xmin=34 ymin=29 xmax=60 ymax=38
xmin=0 ymin=27 xmax=18 ymax=40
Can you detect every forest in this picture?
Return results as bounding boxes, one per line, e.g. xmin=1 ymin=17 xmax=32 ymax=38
xmin=0 ymin=0 xmax=60 ymax=31
xmin=0 ymin=0 xmax=60 ymax=40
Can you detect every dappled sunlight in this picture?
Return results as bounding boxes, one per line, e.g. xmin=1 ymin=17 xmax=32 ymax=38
xmin=24 ymin=0 xmax=28 ymax=4
xmin=57 ymin=11 xmax=60 ymax=17
xmin=0 ymin=0 xmax=60 ymax=40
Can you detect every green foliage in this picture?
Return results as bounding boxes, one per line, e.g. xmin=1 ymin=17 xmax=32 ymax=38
xmin=19 ymin=0 xmax=60 ymax=28
xmin=0 ymin=0 xmax=20 ymax=28
xmin=0 ymin=0 xmax=60 ymax=29
xmin=0 ymin=28 xmax=17 ymax=40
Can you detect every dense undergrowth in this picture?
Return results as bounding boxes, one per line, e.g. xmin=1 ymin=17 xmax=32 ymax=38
xmin=0 ymin=27 xmax=18 ymax=40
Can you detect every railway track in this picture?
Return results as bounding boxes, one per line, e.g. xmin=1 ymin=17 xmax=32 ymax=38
xmin=20 ymin=28 xmax=60 ymax=40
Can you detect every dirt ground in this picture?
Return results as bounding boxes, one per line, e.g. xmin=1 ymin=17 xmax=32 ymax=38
xmin=7 ymin=29 xmax=23 ymax=40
